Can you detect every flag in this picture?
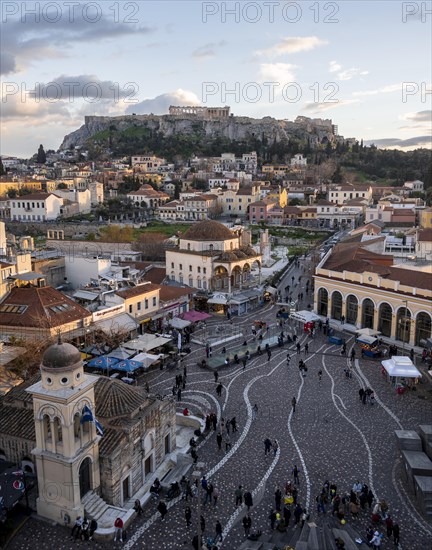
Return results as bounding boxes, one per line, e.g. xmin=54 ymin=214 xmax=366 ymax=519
xmin=81 ymin=405 xmax=104 ymax=436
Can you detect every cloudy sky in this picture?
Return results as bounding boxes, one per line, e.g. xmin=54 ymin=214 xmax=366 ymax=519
xmin=1 ymin=0 xmax=431 ymax=157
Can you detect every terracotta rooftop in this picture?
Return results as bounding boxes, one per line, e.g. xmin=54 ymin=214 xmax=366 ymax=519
xmin=418 ymin=228 xmax=432 ymax=242
xmin=115 ymin=283 xmax=161 ymax=300
xmin=159 ymin=285 xmax=193 ymax=303
xmin=0 ymin=286 xmax=91 ymax=328
xmin=10 ymin=192 xmax=59 ymax=201
xmin=183 ymin=220 xmax=234 ymax=241
xmin=94 ymin=376 xmax=148 ymax=419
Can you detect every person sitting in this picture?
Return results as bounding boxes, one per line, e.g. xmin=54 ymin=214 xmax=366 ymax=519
xmin=225 ymin=357 xmax=230 ymax=366
xmin=189 ymin=437 xmax=197 ymax=448
xmin=80 ymin=518 xmax=90 ymax=541
xmin=133 ymin=499 xmax=143 ymax=515
xmin=183 ymin=407 xmax=190 ymax=416
xmin=167 ymin=481 xmax=180 ymax=499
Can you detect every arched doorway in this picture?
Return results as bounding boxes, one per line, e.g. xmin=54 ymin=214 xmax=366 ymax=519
xmin=362 ymin=299 xmax=375 ymax=329
xmin=415 ymin=312 xmax=431 ymax=346
xmin=396 ymin=307 xmax=411 ymax=343
xmin=378 ymin=303 xmax=392 ymax=337
xmin=317 ymin=288 xmax=328 ymax=316
xmin=346 ymin=295 xmax=358 ymax=325
xmin=79 ymin=457 xmax=92 ymax=498
xmin=331 ymin=291 xmax=343 ymax=320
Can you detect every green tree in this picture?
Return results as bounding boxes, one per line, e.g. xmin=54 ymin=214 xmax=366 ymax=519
xmin=57 ymin=182 xmax=68 ymax=189
xmin=0 ymin=158 xmax=5 ymax=176
xmin=36 ymin=144 xmax=46 ymax=164
xmin=7 ymin=188 xmax=17 ymax=198
xmin=331 ymin=165 xmax=343 ymax=183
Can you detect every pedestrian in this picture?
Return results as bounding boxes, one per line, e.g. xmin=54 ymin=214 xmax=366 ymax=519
xmin=296 ymin=342 xmax=301 ymax=353
xmin=370 ymin=530 xmax=382 ymax=548
xmin=393 ymin=522 xmax=400 ymax=546
xmin=359 ymin=388 xmax=365 ymax=402
xmin=212 ymin=414 xmax=217 ymax=431
xmin=214 ymin=370 xmax=219 ymax=382
xmin=304 ymin=342 xmax=309 ymax=354
xmin=225 ymin=417 xmax=231 ymax=435
xmin=267 ymin=350 xmax=271 ymax=361
xmin=283 ymin=505 xmax=291 ymax=526
xmin=243 ymin=514 xmax=252 ymax=537
xmin=264 ymin=437 xmax=272 ymax=455
xmin=157 ymin=500 xmax=167 ymax=521
xmin=235 ymin=485 xmax=243 ymax=506
xmin=286 ymin=353 xmax=291 ymax=364
xmin=192 ymin=534 xmax=199 ymax=550
xmin=269 ymin=509 xmax=277 ymax=530
xmin=200 ymin=515 xmax=205 ymax=534
xmin=316 ymin=492 xmax=326 ymax=514
xmin=114 ymin=517 xmax=124 ymax=542
xmin=341 ymin=315 xmax=345 ymax=324
xmin=88 ymin=519 xmax=97 ymax=541
xmin=231 ymin=417 xmax=237 ymax=432
xmin=385 ymin=515 xmax=393 ymax=537
xmin=293 ymin=504 xmax=302 ymax=525
xmin=191 ymin=448 xmax=198 ymax=464
xmin=133 ymin=499 xmax=143 ymax=515
xmin=71 ymin=516 xmax=83 ymax=540
xmin=272 ymin=439 xmax=279 ymax=455
xmin=177 ymin=388 xmax=182 ymax=402
xmin=224 ymin=432 xmax=231 ymax=452
xmin=252 ymin=403 xmax=258 ymax=419
xmin=216 ymin=383 xmax=223 ymax=397
xmin=216 ymin=432 xmax=222 ymax=450
xmin=367 ymin=489 xmax=374 ymax=509
xmin=318 ymin=369 xmax=322 ymax=382
xmin=350 ymin=348 xmax=356 ymax=361
xmin=185 ymin=506 xmax=192 ymax=527
xmin=242 ymin=357 xmax=247 ymax=369
xmin=244 ymin=490 xmax=253 ymax=511
xmin=213 ymin=486 xmax=219 ymax=506
xmin=291 ymin=396 xmax=297 ymax=413
xmin=292 ymin=465 xmax=300 ymax=485
xmin=80 ymin=518 xmax=90 ymax=541
xmin=145 ymin=381 xmax=150 ymax=393
xmin=214 ymin=520 xmax=223 ymax=542
xmin=275 ymin=487 xmax=282 ymax=511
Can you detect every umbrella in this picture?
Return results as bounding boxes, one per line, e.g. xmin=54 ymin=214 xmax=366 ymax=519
xmin=87 ymin=356 xmax=120 ymax=369
xmin=356 ymin=328 xmax=381 ymax=337
xmin=114 ymin=359 xmax=143 ymax=373
xmin=0 ymin=468 xmax=25 ymax=510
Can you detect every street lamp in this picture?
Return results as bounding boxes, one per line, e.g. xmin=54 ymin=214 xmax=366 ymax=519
xmin=192 ymin=463 xmax=204 ymax=550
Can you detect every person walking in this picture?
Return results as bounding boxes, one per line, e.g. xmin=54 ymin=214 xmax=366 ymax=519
xmin=269 ymin=508 xmax=277 ymax=530
xmin=292 ymin=465 xmax=300 ymax=485
xmin=392 ymin=522 xmax=400 ymax=546
xmin=370 ymin=530 xmax=382 ymax=548
xmin=224 ymin=432 xmax=231 ymax=452
xmin=213 ymin=486 xmax=219 ymax=506
xmin=157 ymin=500 xmax=167 ymax=522
xmin=216 ymin=431 xmax=222 ymax=451
xmin=214 ymin=520 xmax=223 ymax=542
xmin=231 ymin=417 xmax=238 ymax=432
xmin=244 ymin=490 xmax=253 ymax=511
xmin=318 ymin=369 xmax=322 ymax=382
xmin=114 ymin=517 xmax=124 ymax=542
xmin=235 ymin=485 xmax=244 ymax=506
xmin=274 ymin=487 xmax=282 ymax=511
xmin=291 ymin=396 xmax=297 ymax=413
xmin=350 ymin=348 xmax=356 ymax=361
xmin=216 ymin=383 xmax=223 ymax=397
xmin=296 ymin=342 xmax=301 ymax=354
xmin=243 ymin=514 xmax=252 ymax=537
xmin=252 ymin=404 xmax=258 ymax=420
xmin=264 ymin=437 xmax=272 ymax=455
xmin=177 ymin=387 xmax=182 ymax=402
xmin=385 ymin=515 xmax=393 ymax=538
xmin=214 ymin=370 xmax=219 ymax=382
xmin=185 ymin=506 xmax=192 ymax=527
xmin=304 ymin=342 xmax=309 ymax=354
xmin=272 ymin=439 xmax=279 ymax=456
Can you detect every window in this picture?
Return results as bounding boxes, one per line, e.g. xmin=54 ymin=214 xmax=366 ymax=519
xmin=378 ymin=303 xmax=392 ymax=337
xmin=187 ymin=243 xmax=191 ymax=250
xmin=129 ymin=304 xmax=133 ymax=314
xmin=189 ymin=276 xmax=193 ymax=286
xmin=0 ymin=304 xmax=27 ymax=314
xmin=189 ymin=265 xmax=192 ymax=272
xmin=153 ymin=296 xmax=157 ymax=307
xmin=145 ymin=299 xmax=149 ymax=309
xmin=197 ymin=278 xmax=202 ymax=288
xmin=137 ymin=302 xmax=141 ymax=311
xmin=203 ymin=268 xmax=206 ymax=274
xmin=49 ymin=304 xmax=71 ymax=313
xmin=197 ymin=267 xmax=201 ymax=273
xmin=179 ymin=263 xmax=183 ymax=270
xmin=171 ymin=262 xmax=174 ymax=269
xmin=331 ymin=291 xmax=343 ymax=320
xmin=179 ymin=274 xmax=183 ymax=284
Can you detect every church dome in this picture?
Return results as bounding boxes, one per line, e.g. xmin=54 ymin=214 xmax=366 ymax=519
xmin=42 ymin=342 xmax=82 ymax=372
xmin=95 ymin=377 xmax=147 ymax=418
xmin=183 ymin=220 xmax=234 ymax=241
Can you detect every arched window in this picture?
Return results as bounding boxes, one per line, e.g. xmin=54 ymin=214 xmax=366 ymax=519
xmin=415 ymin=312 xmax=432 ymax=346
xmin=317 ymin=288 xmax=328 ymax=316
xmin=346 ymin=295 xmax=358 ymax=325
xmin=189 ymin=276 xmax=193 ymax=287
xmin=179 ymin=273 xmax=183 ymax=284
xmin=209 ymin=244 xmax=214 ymax=251
xmin=203 ymin=279 xmax=207 ymax=290
xmin=197 ymin=277 xmax=202 ymax=289
xmin=378 ymin=303 xmax=392 ymax=337
xmin=187 ymin=243 xmax=191 ymax=250
xmin=396 ymin=307 xmax=411 ymax=343
xmin=362 ymin=299 xmax=375 ymax=329
xmin=53 ymin=417 xmax=63 ymax=443
xmin=43 ymin=414 xmax=52 ymax=441
xmin=331 ymin=291 xmax=343 ymax=320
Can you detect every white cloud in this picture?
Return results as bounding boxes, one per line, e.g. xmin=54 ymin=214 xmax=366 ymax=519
xmin=399 ymin=110 xmax=432 ymax=123
xmin=353 ymin=84 xmax=401 ymax=96
xmin=337 ymin=68 xmax=369 ymax=81
xmin=192 ymin=41 xmax=226 ymax=59
xmin=258 ymin=63 xmax=297 ymax=84
xmin=364 ymin=136 xmax=432 ymax=150
xmin=256 ymin=36 xmax=328 ymax=57
xmin=329 ymin=61 xmax=341 ymax=73
xmin=125 ymin=89 xmax=200 ymax=115
xmin=302 ymin=99 xmax=360 ymax=113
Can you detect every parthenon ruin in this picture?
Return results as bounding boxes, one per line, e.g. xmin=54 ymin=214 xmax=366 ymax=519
xmin=169 ymin=105 xmax=230 ymax=118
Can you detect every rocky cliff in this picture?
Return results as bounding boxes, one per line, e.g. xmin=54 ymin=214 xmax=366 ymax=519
xmin=59 ymin=114 xmax=336 ymax=155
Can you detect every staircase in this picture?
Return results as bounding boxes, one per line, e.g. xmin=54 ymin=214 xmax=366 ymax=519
xmin=82 ymin=491 xmax=110 ymax=522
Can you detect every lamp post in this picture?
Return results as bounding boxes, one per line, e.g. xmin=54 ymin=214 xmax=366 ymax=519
xmin=192 ymin=464 xmax=204 ymax=550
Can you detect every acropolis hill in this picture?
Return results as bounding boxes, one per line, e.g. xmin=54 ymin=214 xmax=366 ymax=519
xmin=59 ymin=109 xmax=338 ymax=152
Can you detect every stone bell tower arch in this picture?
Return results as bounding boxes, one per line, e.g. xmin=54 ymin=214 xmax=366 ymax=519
xmin=26 ymin=339 xmax=100 ymax=523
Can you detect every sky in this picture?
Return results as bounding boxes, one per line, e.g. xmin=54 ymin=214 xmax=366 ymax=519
xmin=1 ymin=0 xmax=431 ymax=157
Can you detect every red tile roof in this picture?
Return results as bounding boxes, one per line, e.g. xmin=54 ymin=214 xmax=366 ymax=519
xmin=115 ymin=283 xmax=161 ymax=299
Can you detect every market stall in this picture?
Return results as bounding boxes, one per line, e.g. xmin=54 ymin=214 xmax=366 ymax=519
xmin=381 ymin=356 xmax=422 ymax=393
xmin=356 ymin=334 xmax=382 ymax=358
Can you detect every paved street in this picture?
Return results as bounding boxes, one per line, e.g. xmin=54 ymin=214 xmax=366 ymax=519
xmin=8 ymin=260 xmax=432 ymax=550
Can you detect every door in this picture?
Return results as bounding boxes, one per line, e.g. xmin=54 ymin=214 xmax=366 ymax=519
xmin=122 ymin=477 xmax=130 ymax=500
xmin=79 ymin=457 xmax=92 ymax=498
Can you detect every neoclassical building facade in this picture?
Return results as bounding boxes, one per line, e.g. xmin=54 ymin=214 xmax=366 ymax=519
xmin=166 ymin=220 xmax=262 ymax=293
xmin=313 ymin=241 xmax=432 ymax=347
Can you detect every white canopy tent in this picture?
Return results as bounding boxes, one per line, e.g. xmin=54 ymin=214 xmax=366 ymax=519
xmin=290 ymin=310 xmax=320 ymax=323
xmin=169 ymin=317 xmax=191 ymax=329
xmin=356 ymin=328 xmax=381 ymax=337
xmin=133 ymin=352 xmax=163 ymax=369
xmin=123 ymin=334 xmax=172 ymax=352
xmin=381 ymin=356 xmax=422 ymax=378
